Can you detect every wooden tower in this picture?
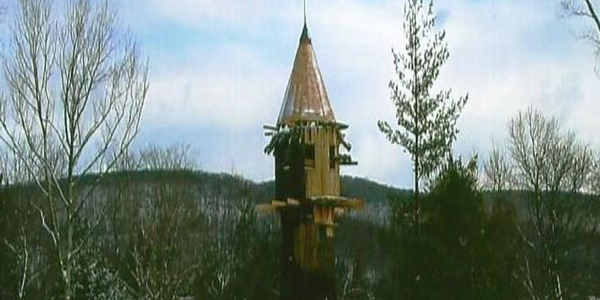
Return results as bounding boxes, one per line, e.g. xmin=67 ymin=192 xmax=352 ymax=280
xmin=262 ymin=19 xmax=361 ymax=300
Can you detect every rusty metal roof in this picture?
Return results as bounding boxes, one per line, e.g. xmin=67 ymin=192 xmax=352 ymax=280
xmin=277 ymin=24 xmax=336 ymax=126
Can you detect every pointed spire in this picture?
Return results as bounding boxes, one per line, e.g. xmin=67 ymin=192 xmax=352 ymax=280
xmin=277 ymin=12 xmax=335 ymax=126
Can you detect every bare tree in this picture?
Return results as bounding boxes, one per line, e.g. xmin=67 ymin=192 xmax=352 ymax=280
xmin=483 ymin=142 xmax=513 ymax=191
xmin=138 ymin=144 xmax=198 ymax=171
xmin=588 ymin=153 xmax=600 ymax=195
xmin=505 ymin=108 xmax=595 ymax=299
xmin=508 ymin=109 xmax=557 ymax=195
xmin=128 ymin=180 xmax=199 ymax=300
xmin=3 ymin=228 xmax=29 ymax=299
xmin=97 ymin=143 xmax=203 ymax=299
xmin=509 ymin=109 xmax=592 ymax=194
xmin=564 ymin=141 xmax=593 ymax=192
xmin=111 ymin=144 xmax=198 ymax=173
xmin=0 ymin=139 xmax=39 ymax=185
xmin=377 ymin=0 xmax=468 ymax=232
xmin=0 ymin=0 xmax=148 ymax=298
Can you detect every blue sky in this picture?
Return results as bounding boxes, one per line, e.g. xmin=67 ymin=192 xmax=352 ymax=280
xmin=110 ymin=0 xmax=598 ymax=188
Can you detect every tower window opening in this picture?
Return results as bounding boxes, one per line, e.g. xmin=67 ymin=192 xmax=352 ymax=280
xmin=305 ymin=144 xmax=315 ymax=167
xmin=329 ymin=145 xmax=336 ymax=169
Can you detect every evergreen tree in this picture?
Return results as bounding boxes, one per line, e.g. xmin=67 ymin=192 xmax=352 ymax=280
xmin=378 ymin=0 xmax=468 ymax=232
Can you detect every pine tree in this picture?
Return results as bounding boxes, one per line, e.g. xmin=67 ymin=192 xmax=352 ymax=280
xmin=378 ymin=0 xmax=468 ymax=232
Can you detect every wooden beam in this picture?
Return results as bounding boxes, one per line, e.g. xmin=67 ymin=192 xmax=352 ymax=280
xmin=342 ymin=198 xmax=364 ymax=210
xmin=287 ymin=198 xmax=300 ymax=206
xmin=335 ymin=122 xmax=349 ymax=130
xmin=263 ymin=124 xmax=278 ymax=131
xmin=255 ymin=203 xmax=276 ymax=213
xmin=309 ymin=195 xmax=347 ymax=202
xmin=308 ymin=196 xmax=364 ymax=210
xmin=272 ymin=200 xmax=287 ymax=208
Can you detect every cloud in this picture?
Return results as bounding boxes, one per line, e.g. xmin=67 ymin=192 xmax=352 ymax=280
xmin=141 ymin=44 xmax=286 ymax=131
xmin=436 ymin=0 xmax=600 ymax=158
xmin=121 ymin=0 xmax=599 ymax=187
xmin=134 ymin=0 xmax=298 ymax=34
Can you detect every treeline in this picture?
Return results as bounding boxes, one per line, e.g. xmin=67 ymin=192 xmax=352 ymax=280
xmin=335 ymin=108 xmax=600 ymax=300
xmin=0 ymin=141 xmax=405 ymax=299
xmin=2 ymin=137 xmax=600 ymax=299
xmin=339 ymin=161 xmax=600 ymax=299
xmin=0 ymin=146 xmax=281 ymax=299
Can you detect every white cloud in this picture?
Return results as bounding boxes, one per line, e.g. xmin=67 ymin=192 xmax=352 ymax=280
xmin=122 ymin=0 xmax=600 ymax=187
xmin=437 ymin=0 xmax=600 ymax=159
xmin=139 ymin=0 xmax=298 ymax=33
xmin=142 ymin=44 xmax=286 ymax=130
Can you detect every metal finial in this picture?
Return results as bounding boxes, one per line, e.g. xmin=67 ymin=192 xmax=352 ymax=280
xmin=300 ymin=0 xmax=310 ymax=42
xmin=303 ymin=0 xmax=307 ymax=25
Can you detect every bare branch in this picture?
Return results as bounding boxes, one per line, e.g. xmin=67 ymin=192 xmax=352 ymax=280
xmin=0 ymin=1 xmax=148 ymax=298
xmin=562 ymin=0 xmax=600 ymax=69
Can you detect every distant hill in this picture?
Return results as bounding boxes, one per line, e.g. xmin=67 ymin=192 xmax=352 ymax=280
xmin=2 ymin=169 xmax=405 ymax=208
xmin=252 ymin=175 xmax=408 ymax=205
xmin=3 ymin=169 xmax=550 ymax=226
xmin=99 ymin=170 xmax=408 ymax=225
xmin=251 ymin=175 xmax=408 ymax=224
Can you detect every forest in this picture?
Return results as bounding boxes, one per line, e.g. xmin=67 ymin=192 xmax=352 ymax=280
xmin=2 ymin=143 xmax=600 ymax=299
xmin=1 ymin=0 xmax=600 ymax=299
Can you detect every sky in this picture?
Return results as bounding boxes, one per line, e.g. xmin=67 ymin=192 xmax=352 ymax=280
xmin=108 ymin=0 xmax=598 ymax=188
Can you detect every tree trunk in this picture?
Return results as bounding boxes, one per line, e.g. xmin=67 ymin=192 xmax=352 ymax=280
xmin=414 ymin=156 xmax=420 ymax=236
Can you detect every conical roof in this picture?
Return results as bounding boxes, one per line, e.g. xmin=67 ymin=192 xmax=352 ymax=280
xmin=277 ymin=24 xmax=335 ymax=126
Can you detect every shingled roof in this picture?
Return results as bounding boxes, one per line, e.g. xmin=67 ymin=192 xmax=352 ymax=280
xmin=277 ymin=24 xmax=336 ymax=126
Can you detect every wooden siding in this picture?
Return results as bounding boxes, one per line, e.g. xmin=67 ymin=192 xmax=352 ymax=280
xmin=304 ymin=126 xmax=340 ymax=200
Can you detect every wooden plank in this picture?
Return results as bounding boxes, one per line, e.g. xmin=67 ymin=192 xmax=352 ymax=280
xmin=341 ymin=198 xmax=364 ymax=210
xmin=320 ymin=128 xmax=329 ymax=195
xmin=309 ymin=195 xmax=347 ymax=201
xmin=272 ymin=200 xmax=287 ymax=208
xmin=263 ymin=124 xmax=277 ymax=131
xmin=300 ymin=125 xmax=344 ymax=199
xmin=255 ymin=203 xmax=275 ymax=213
xmin=335 ymin=122 xmax=349 ymax=130
xmin=326 ymin=227 xmax=334 ymax=237
xmin=313 ymin=206 xmax=336 ymax=226
xmin=308 ymin=196 xmax=364 ymax=210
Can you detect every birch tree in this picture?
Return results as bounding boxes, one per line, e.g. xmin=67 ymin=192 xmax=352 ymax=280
xmin=378 ymin=0 xmax=467 ymax=231
xmin=0 ymin=0 xmax=148 ymax=298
